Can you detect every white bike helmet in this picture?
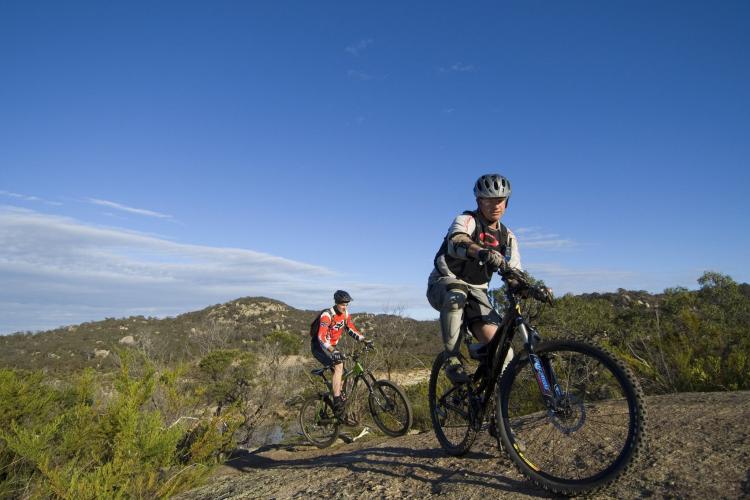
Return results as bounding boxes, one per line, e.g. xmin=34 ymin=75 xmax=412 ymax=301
xmin=474 ymin=173 xmax=511 ymax=199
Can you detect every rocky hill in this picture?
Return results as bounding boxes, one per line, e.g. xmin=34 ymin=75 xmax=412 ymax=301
xmin=0 ymin=284 xmax=720 ymax=375
xmin=178 ymin=391 xmax=750 ymax=499
xmin=0 ymin=297 xmax=440 ymax=373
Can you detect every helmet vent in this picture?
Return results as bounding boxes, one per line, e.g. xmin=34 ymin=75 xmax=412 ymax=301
xmin=473 ymin=173 xmax=512 ymax=199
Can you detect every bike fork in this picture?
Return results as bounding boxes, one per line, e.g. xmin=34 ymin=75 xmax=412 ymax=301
xmin=518 ymin=321 xmax=563 ymax=405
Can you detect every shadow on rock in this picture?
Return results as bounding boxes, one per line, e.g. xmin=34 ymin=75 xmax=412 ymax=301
xmin=224 ymin=445 xmax=549 ymax=497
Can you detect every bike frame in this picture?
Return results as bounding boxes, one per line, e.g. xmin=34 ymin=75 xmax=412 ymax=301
xmin=459 ymin=286 xmax=563 ymax=428
xmin=313 ymin=350 xmax=381 ymax=409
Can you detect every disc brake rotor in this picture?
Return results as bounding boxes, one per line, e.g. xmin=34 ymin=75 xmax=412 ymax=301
xmin=547 ymin=394 xmax=586 ymax=434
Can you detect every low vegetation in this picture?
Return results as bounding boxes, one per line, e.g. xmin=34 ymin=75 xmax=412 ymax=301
xmin=530 ymin=271 xmax=750 ymax=393
xmin=1 ymin=271 xmax=748 ymax=497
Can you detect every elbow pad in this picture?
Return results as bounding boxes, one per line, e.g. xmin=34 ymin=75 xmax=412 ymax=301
xmin=447 ymin=234 xmax=472 ymax=260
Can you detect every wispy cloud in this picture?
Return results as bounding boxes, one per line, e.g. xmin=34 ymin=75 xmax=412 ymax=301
xmin=438 ymin=63 xmax=476 ymax=73
xmin=87 ymin=198 xmax=173 ymax=219
xmin=0 ymin=207 xmax=423 ymax=333
xmin=524 ymin=261 xmax=638 ymax=294
xmin=523 ymin=261 xmax=701 ymax=296
xmin=514 ymin=227 xmax=576 ymax=250
xmin=0 ymin=190 xmax=62 ymax=206
xmin=347 ymin=69 xmax=373 ymax=81
xmin=345 ymin=38 xmax=373 ymax=56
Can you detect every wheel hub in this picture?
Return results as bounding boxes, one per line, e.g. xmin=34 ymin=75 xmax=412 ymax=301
xmin=547 ymin=394 xmax=586 ymax=434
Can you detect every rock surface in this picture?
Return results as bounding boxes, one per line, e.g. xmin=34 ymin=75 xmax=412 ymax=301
xmin=93 ymin=348 xmax=110 ymax=358
xmin=118 ymin=335 xmax=136 ymax=345
xmin=178 ymin=391 xmax=750 ymax=499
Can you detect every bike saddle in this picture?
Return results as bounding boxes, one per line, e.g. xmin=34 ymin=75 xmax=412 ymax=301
xmin=310 ymin=368 xmax=326 ymax=376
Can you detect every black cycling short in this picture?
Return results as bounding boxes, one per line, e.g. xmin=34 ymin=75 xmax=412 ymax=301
xmin=311 ymin=337 xmax=341 ymax=367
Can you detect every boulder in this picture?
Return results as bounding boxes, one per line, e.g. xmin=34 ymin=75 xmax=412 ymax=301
xmin=119 ymin=335 xmax=136 ymax=346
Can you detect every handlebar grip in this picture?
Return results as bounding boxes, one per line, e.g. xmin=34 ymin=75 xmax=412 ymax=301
xmin=532 ymin=286 xmax=554 ymax=304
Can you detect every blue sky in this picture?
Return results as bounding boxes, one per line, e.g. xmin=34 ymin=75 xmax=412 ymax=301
xmin=1 ymin=1 xmax=748 ymax=334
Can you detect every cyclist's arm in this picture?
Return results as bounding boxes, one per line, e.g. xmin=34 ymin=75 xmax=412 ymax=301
xmin=446 ymin=215 xmax=522 ymax=267
xmin=317 ymin=313 xmax=335 ymax=351
xmin=506 ymin=230 xmax=522 ymax=271
xmin=449 ymin=232 xmax=488 ymax=260
xmin=345 ymin=316 xmax=364 ymax=341
xmin=445 ymin=214 xmax=476 ymax=260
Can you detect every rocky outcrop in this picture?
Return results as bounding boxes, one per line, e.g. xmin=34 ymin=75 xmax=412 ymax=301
xmin=208 ymin=300 xmax=290 ymax=324
xmin=178 ymin=391 xmax=750 ymax=499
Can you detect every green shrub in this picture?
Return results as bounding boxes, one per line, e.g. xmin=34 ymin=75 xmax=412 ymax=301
xmin=518 ymin=271 xmax=750 ymax=394
xmin=0 ymin=357 xmax=231 ymax=499
xmin=263 ymin=330 xmax=303 ymax=356
xmin=403 ymin=380 xmax=431 ymax=432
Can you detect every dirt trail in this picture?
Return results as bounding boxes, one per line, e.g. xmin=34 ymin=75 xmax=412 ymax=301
xmin=178 ymin=391 xmax=750 ymax=499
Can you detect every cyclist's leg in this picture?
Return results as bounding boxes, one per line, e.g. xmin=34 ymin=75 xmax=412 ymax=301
xmin=311 ymin=339 xmax=346 ymax=417
xmin=427 ymin=277 xmax=467 ymax=356
xmin=466 ymin=289 xmax=513 ymax=372
xmin=331 ymin=363 xmax=343 ymax=397
xmin=311 ymin=338 xmax=345 ymax=393
xmin=428 ymin=277 xmax=471 ymax=383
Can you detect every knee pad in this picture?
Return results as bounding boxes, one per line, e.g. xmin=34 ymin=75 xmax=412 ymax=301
xmin=444 ymin=289 xmax=467 ymax=312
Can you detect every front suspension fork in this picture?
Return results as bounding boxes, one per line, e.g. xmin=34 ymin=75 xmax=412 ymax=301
xmin=517 ymin=321 xmax=563 ymax=406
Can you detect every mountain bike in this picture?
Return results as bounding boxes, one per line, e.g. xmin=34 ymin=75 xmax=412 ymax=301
xmin=428 ymin=267 xmax=647 ymax=495
xmin=299 ymin=344 xmax=413 ymax=448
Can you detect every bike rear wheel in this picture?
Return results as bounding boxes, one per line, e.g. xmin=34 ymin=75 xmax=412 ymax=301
xmin=496 ymin=339 xmax=646 ymax=495
xmin=428 ymin=351 xmax=478 ymax=456
xmin=299 ymin=395 xmax=341 ymax=448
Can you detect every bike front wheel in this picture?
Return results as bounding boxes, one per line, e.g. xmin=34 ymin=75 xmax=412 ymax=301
xmin=299 ymin=395 xmax=341 ymax=448
xmin=428 ymin=351 xmax=478 ymax=456
xmin=496 ymin=339 xmax=646 ymax=495
xmin=368 ymin=380 xmax=413 ymax=437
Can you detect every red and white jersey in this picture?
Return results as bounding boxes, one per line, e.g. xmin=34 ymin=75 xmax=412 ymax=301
xmin=317 ymin=307 xmax=363 ymax=350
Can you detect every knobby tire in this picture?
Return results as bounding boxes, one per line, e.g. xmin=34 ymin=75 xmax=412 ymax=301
xmin=496 ymin=339 xmax=646 ymax=495
xmin=299 ymin=395 xmax=341 ymax=448
xmin=368 ymin=380 xmax=413 ymax=437
xmin=428 ymin=351 xmax=478 ymax=456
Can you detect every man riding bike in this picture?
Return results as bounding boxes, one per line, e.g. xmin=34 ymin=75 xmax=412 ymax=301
xmin=427 ymin=173 xmax=522 ymax=385
xmin=310 ymin=290 xmax=373 ymax=420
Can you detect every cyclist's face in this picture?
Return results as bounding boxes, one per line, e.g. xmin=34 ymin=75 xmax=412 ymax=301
xmin=478 ymin=197 xmax=507 ymax=222
xmin=335 ymin=302 xmax=349 ymax=313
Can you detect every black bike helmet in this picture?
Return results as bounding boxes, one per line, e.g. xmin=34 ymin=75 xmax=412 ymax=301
xmin=334 ymin=290 xmax=352 ymax=304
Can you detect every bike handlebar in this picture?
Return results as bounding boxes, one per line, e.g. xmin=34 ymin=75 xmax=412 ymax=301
xmin=337 ymin=342 xmax=375 ymax=362
xmin=499 ymin=267 xmax=555 ymax=305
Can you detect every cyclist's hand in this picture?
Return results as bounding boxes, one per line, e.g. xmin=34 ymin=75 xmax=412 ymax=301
xmin=363 ymin=339 xmax=374 ymax=349
xmin=504 ymin=267 xmax=530 ymax=286
xmin=478 ymin=249 xmax=506 ymax=272
xmin=530 ymin=285 xmax=554 ymax=304
xmin=331 ymin=350 xmax=344 ymax=363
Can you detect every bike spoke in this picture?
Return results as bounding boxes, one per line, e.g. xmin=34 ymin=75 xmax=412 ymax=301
xmin=502 ymin=341 xmax=644 ymax=489
xmin=369 ymin=381 xmax=411 ymax=436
